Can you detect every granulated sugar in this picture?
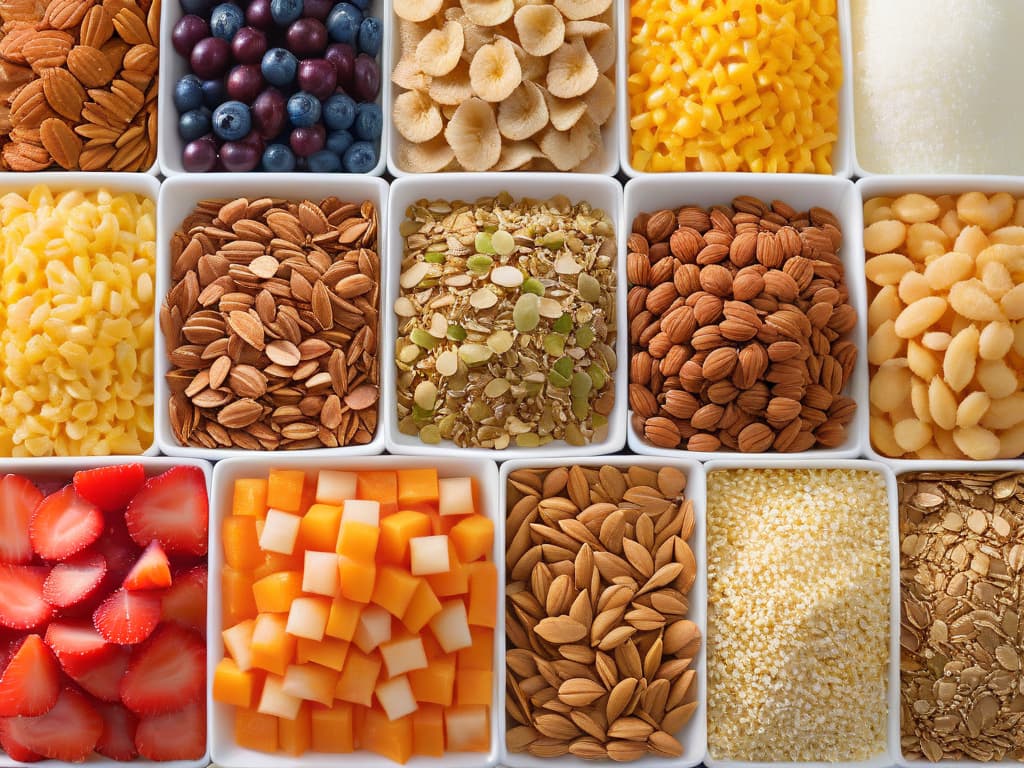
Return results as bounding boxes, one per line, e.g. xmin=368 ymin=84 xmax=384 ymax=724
xmin=853 ymin=0 xmax=1024 ymax=174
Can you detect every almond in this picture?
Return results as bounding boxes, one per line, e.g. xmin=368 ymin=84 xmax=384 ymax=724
xmin=669 ymin=227 xmax=703 ymax=262
xmin=535 ymin=616 xmax=588 ymax=644
xmin=112 ymin=7 xmax=151 ymax=44
xmin=79 ymin=5 xmax=114 ymax=47
xmin=23 ymin=31 xmax=74 ymax=72
xmin=645 ymin=210 xmax=676 ymax=243
xmin=44 ymin=0 xmax=96 ymax=29
xmin=39 ymin=117 xmax=81 ymax=168
xmin=644 ymin=282 xmax=677 ymax=315
xmin=333 ymin=273 xmax=374 ymax=298
xmin=698 ymin=263 xmax=732 ymax=297
xmin=738 ymin=421 xmax=774 ymax=452
xmin=642 ymin=416 xmax=680 ymax=448
xmin=66 ymin=44 xmax=115 ymax=87
xmin=558 ymin=678 xmax=606 ymax=707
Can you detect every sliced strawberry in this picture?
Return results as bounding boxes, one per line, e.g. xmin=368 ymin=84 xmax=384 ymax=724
xmin=120 ymin=625 xmax=205 ymax=715
xmin=0 ymin=719 xmax=43 ymax=762
xmin=0 ymin=636 xmax=59 ymax=717
xmin=72 ymin=464 xmax=146 ymax=514
xmin=0 ymin=475 xmax=41 ymax=565
xmin=42 ymin=552 xmax=107 ymax=609
xmin=44 ymin=621 xmax=115 ymax=676
xmin=134 ymin=701 xmax=205 ymax=762
xmin=124 ymin=466 xmax=208 ymax=556
xmin=93 ymin=589 xmax=161 ymax=645
xmin=123 ymin=541 xmax=171 ymax=591
xmin=29 ymin=486 xmax=103 ymax=561
xmin=0 ymin=566 xmax=51 ymax=630
xmin=70 ymin=645 xmax=130 ymax=703
xmin=161 ymin=565 xmax=207 ymax=633
xmin=4 ymin=688 xmax=102 ymax=762
xmin=94 ymin=518 xmax=140 ymax=584
xmin=95 ymin=702 xmax=138 ymax=762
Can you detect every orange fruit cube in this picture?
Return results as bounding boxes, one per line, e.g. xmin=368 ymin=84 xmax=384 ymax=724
xmin=449 ymin=515 xmax=494 ymax=563
xmin=252 ymin=571 xmax=303 ymax=614
xmin=232 ymin=478 xmax=268 ymax=518
xmin=278 ymin=702 xmax=311 ymax=756
xmin=378 ymin=510 xmax=432 ymax=565
xmin=408 ymin=655 xmax=454 ymax=707
xmin=338 ymin=557 xmax=375 ymax=603
xmin=311 ymin=703 xmax=354 ymax=753
xmin=334 ymin=648 xmax=381 ymax=707
xmin=223 ymin=517 xmax=262 ymax=570
xmin=456 ymin=668 xmax=492 ymax=708
xmin=222 ymin=567 xmax=257 ymax=626
xmin=235 ymin=708 xmax=277 ymax=753
xmin=444 ymin=705 xmax=489 ymax=752
xmin=252 ymin=550 xmax=304 ymax=580
xmin=250 ymin=613 xmax=296 ymax=677
xmin=370 ymin=566 xmax=420 ymax=618
xmin=396 ymin=468 xmax=439 ymax=510
xmin=457 ymin=627 xmax=492 ymax=671
xmin=267 ymin=469 xmax=306 ymax=512
xmin=401 ymin=579 xmax=442 ymax=634
xmin=356 ymin=471 xmax=398 ymax=516
xmin=213 ymin=657 xmax=257 ymax=708
xmin=325 ymin=595 xmax=362 ymax=641
xmin=299 ymin=503 xmax=343 ymax=551
xmin=466 ymin=561 xmax=497 ymax=628
xmin=412 ymin=703 xmax=444 ymax=757
xmin=336 ymin=520 xmax=379 ymax=561
xmin=362 ymin=707 xmax=412 ymax=764
xmin=425 ymin=542 xmax=468 ymax=597
xmin=295 ymin=637 xmax=349 ymax=672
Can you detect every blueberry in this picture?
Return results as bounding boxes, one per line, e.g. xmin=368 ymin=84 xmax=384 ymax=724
xmin=326 ymin=129 xmax=353 ymax=156
xmin=325 ymin=2 xmax=361 ymax=45
xmin=262 ymin=142 xmax=297 ymax=171
xmin=209 ymin=3 xmax=244 ymax=39
xmin=174 ymin=74 xmax=204 ymax=112
xmin=270 ymin=0 xmax=302 ymax=26
xmin=352 ymin=102 xmax=381 ymax=141
xmin=342 ymin=140 xmax=376 ymax=173
xmin=178 ymin=108 xmax=212 ymax=141
xmin=212 ymin=100 xmax=253 ymax=141
xmin=322 ymin=93 xmax=355 ymax=131
xmin=201 ymin=78 xmax=228 ymax=108
xmin=261 ymin=47 xmax=297 ymax=87
xmin=348 ymin=0 xmax=369 ymax=8
xmin=286 ymin=91 xmax=321 ymax=128
xmin=179 ymin=0 xmax=213 ymax=16
xmin=356 ymin=16 xmax=381 ymax=57
xmin=308 ymin=149 xmax=342 ymax=172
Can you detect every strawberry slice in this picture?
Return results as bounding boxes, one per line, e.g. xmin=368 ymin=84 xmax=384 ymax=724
xmin=44 ymin=621 xmax=115 ymax=676
xmin=94 ymin=518 xmax=140 ymax=584
xmin=161 ymin=565 xmax=207 ymax=633
xmin=29 ymin=486 xmax=103 ymax=561
xmin=0 ymin=475 xmax=41 ymax=565
xmin=72 ymin=463 xmax=146 ymax=514
xmin=0 ymin=635 xmax=59 ymax=717
xmin=0 ymin=719 xmax=43 ymax=762
xmin=3 ymin=687 xmax=103 ymax=762
xmin=95 ymin=702 xmax=138 ymax=762
xmin=122 ymin=541 xmax=171 ymax=591
xmin=120 ymin=625 xmax=205 ymax=714
xmin=42 ymin=552 xmax=107 ymax=609
xmin=93 ymin=589 xmax=161 ymax=645
xmin=70 ymin=645 xmax=130 ymax=703
xmin=124 ymin=466 xmax=208 ymax=556
xmin=134 ymin=701 xmax=206 ymax=762
xmin=0 ymin=565 xmax=51 ymax=630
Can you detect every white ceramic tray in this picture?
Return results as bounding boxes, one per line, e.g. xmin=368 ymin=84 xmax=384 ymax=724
xmin=158 ymin=0 xmax=388 ymax=177
xmin=0 ymin=455 xmax=214 ymax=768
xmin=618 ymin=0 xmax=853 ymax=178
xmin=384 ymin=173 xmax=627 ymax=460
xmin=497 ymin=456 xmax=707 ymax=768
xmin=154 ymin=173 xmax=389 ymax=459
xmin=208 ymin=454 xmax=501 ymax=768
xmin=623 ymin=173 xmax=868 ymax=461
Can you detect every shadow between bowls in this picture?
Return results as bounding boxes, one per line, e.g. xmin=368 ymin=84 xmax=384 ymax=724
xmin=208 ymin=454 xmax=501 ymax=768
xmin=383 ymin=173 xmax=627 ymax=461
xmin=622 ymin=173 xmax=868 ymax=462
xmin=497 ymin=455 xmax=707 ymax=768
xmin=153 ymin=173 xmax=389 ymax=459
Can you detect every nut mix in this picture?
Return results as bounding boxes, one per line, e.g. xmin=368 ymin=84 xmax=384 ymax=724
xmin=865 ymin=191 xmax=1024 ymax=460
xmin=394 ymin=193 xmax=616 ymax=449
xmin=707 ymin=468 xmax=891 ymax=762
xmin=628 ymin=196 xmax=858 ymax=453
xmin=0 ymin=0 xmax=159 ymax=170
xmin=161 ymin=196 xmax=380 ymax=450
xmin=505 ymin=464 xmax=700 ymax=761
xmin=899 ymin=471 xmax=1024 ymax=762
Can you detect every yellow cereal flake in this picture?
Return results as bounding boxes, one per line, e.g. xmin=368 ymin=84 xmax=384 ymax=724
xmin=0 ymin=185 xmax=156 ymax=456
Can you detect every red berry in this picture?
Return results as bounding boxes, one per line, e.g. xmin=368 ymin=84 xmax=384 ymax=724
xmin=0 ymin=635 xmax=59 ymax=717
xmin=0 ymin=565 xmax=51 ymax=630
xmin=134 ymin=701 xmax=206 ymax=761
xmin=0 ymin=474 xmax=41 ymax=564
xmin=3 ymin=687 xmax=103 ymax=762
xmin=72 ymin=463 xmax=146 ymax=513
xmin=125 ymin=467 xmax=208 ymax=556
xmin=29 ymin=486 xmax=103 ymax=561
xmin=123 ymin=541 xmax=172 ymax=591
xmin=42 ymin=552 xmax=107 ymax=609
xmin=93 ymin=589 xmax=162 ymax=645
xmin=120 ymin=624 xmax=205 ymax=715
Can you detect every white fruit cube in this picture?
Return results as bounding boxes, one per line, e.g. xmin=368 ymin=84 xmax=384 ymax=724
xmin=428 ymin=600 xmax=472 ymax=653
xmin=438 ymin=477 xmax=475 ymax=516
xmin=302 ymin=551 xmax=340 ymax=597
xmin=222 ymin=619 xmax=255 ymax=671
xmin=375 ymin=675 xmax=418 ymax=721
xmin=286 ymin=596 xmax=331 ymax=641
xmin=352 ymin=604 xmax=391 ymax=654
xmin=316 ymin=470 xmax=357 ymax=505
xmin=341 ymin=499 xmax=380 ymax=526
xmin=282 ymin=663 xmax=337 ymax=707
xmin=379 ymin=636 xmax=428 ymax=678
xmin=445 ymin=706 xmax=488 ymax=751
xmin=259 ymin=508 xmax=302 ymax=554
xmin=409 ymin=535 xmax=450 ymax=576
xmin=258 ymin=674 xmax=302 ymax=720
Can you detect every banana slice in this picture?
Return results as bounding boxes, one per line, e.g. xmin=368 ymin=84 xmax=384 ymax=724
xmin=571 ymin=140 xmax=608 ymax=173
xmin=394 ymin=0 xmax=443 ymax=22
xmin=447 ymin=7 xmax=491 ymax=57
xmin=553 ymin=0 xmax=611 ymax=21
xmin=461 ymin=0 xmax=514 ymax=26
xmin=539 ymin=113 xmax=600 ymax=171
xmin=513 ymin=5 xmax=564 ymax=57
xmin=444 ymin=97 xmax=502 ymax=171
xmin=441 ymin=103 xmax=459 ymax=120
xmin=497 ymin=80 xmax=548 ymax=140
xmin=392 ymin=55 xmax=431 ymax=91
xmin=469 ymin=37 xmax=522 ymax=102
xmin=543 ymin=89 xmax=587 ymax=131
xmin=585 ymin=27 xmax=615 ymax=73
xmin=504 ymin=37 xmax=547 ymax=81
xmin=493 ymin=140 xmax=541 ymax=171
xmin=546 ymin=39 xmax=597 ymax=99
xmin=583 ymin=73 xmax=615 ymax=125
xmin=398 ymin=18 xmax=429 ymax=50
xmin=416 ymin=21 xmax=464 ymax=77
xmin=429 ymin=60 xmax=473 ymax=105
xmin=564 ymin=20 xmax=609 ymax=37
xmin=397 ymin=136 xmax=456 ymax=173
xmin=393 ymin=89 xmax=443 ymax=143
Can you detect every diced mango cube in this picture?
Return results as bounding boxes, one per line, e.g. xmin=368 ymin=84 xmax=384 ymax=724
xmin=449 ymin=515 xmax=494 ymax=563
xmin=253 ymin=550 xmax=303 ymax=580
xmin=412 ymin=703 xmax=444 ymax=757
xmin=282 ymin=662 xmax=338 ymax=707
xmin=397 ymin=468 xmax=439 ymax=510
xmin=267 ymin=469 xmax=305 ymax=512
xmin=408 ymin=655 xmax=455 ymax=707
xmin=336 ymin=520 xmax=379 ymax=561
xmin=338 ymin=556 xmax=375 ymax=603
xmin=456 ymin=668 xmax=492 ymax=707
xmin=316 ymin=470 xmax=357 ymax=505
xmin=325 ymin=595 xmax=362 ymax=641
xmin=299 ymin=504 xmax=342 ymax=551
xmin=466 ymin=561 xmax=497 ymax=628
xmin=362 ymin=707 xmax=412 ymax=764
xmin=334 ymin=648 xmax=381 ymax=706
xmin=252 ymin=571 xmax=303 ymax=614
xmin=278 ymin=702 xmax=311 ymax=756
xmin=250 ymin=613 xmax=296 ymax=677
xmin=235 ymin=708 xmax=277 ymax=753
xmin=222 ymin=567 xmax=257 ymax=626
xmin=356 ymin=471 xmax=398 ymax=516
xmin=401 ymin=579 xmax=443 ymax=634
xmin=223 ymin=516 xmax=262 ymax=569
xmin=286 ymin=596 xmax=331 ymax=641
xmin=311 ymin=702 xmax=354 ymax=752
xmin=213 ymin=657 xmax=256 ymax=708
xmin=232 ymin=478 xmax=268 ymax=518
xmin=259 ymin=508 xmax=302 ymax=555
xmin=370 ymin=565 xmax=420 ymax=617
xmin=378 ymin=510 xmax=432 ymax=566
xmin=295 ymin=636 xmax=349 ymax=671
xmin=457 ymin=627 xmax=492 ymax=671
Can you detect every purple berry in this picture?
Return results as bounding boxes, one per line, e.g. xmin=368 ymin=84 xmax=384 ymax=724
xmin=289 ymin=124 xmax=325 ymax=157
xmin=286 ymin=18 xmax=327 ymax=56
xmin=245 ymin=0 xmax=273 ymax=28
xmin=227 ymin=64 xmax=264 ymax=103
xmin=190 ymin=36 xmax=231 ymax=79
xmin=220 ymin=140 xmax=261 ymax=171
xmin=302 ymin=0 xmax=332 ymax=19
xmin=231 ymin=26 xmax=267 ymax=64
xmin=324 ymin=43 xmax=354 ymax=89
xmin=173 ymin=15 xmax=210 ymax=58
xmin=297 ymin=58 xmax=336 ymax=100
xmin=182 ymin=135 xmax=219 ymax=172
xmin=351 ymin=52 xmax=379 ymax=102
xmin=252 ymin=87 xmax=287 ymax=138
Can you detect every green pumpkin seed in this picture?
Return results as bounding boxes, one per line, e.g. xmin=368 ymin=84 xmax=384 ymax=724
xmin=419 ymin=424 xmax=441 ymax=444
xmin=438 ymin=413 xmax=457 ymax=438
xmin=553 ymin=356 xmax=574 ymax=378
xmin=538 ymin=232 xmax=564 ymax=250
xmin=513 ymin=293 xmax=540 ymax=333
xmin=576 ymin=324 xmax=595 ymax=348
xmin=487 ymin=330 xmax=514 ymax=354
xmin=410 ymin=329 xmax=437 ymax=349
xmin=543 ymin=333 xmax=565 ymax=357
xmin=570 ymin=371 xmax=593 ymax=399
xmin=474 ymin=232 xmax=495 ymax=254
xmin=587 ymin=363 xmax=606 ymax=390
xmin=522 ymin=277 xmax=545 ymax=296
xmin=548 ymin=370 xmax=570 ymax=388
xmin=577 ymin=273 xmax=601 ymax=302
xmin=492 ymin=229 xmax=515 ymax=256
xmin=468 ymin=401 xmax=492 ymax=421
xmin=571 ymin=394 xmax=589 ymax=421
xmin=447 ymin=324 xmax=467 ymax=342
xmin=458 ymin=343 xmax=492 ymax=366
xmin=515 ymin=432 xmax=540 ymax=447
xmin=398 ymin=344 xmax=420 ymax=363
xmin=552 ymin=313 xmax=573 ymax=334
xmin=467 ymin=254 xmax=493 ymax=273
xmin=423 ymin=252 xmax=446 ymax=264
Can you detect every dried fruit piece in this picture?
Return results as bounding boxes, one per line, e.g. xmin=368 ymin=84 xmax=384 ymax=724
xmin=497 ymin=80 xmax=548 ymax=140
xmin=546 ymin=38 xmax=598 ymax=99
xmin=444 ymin=98 xmax=501 ymax=171
xmin=39 ymin=117 xmax=82 ymax=168
xmin=469 ymin=37 xmax=522 ymax=102
xmin=415 ymin=21 xmax=464 ymax=77
xmin=513 ymin=4 xmax=565 ymax=57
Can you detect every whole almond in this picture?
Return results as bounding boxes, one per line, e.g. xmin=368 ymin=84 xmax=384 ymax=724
xmin=558 ymin=678 xmax=606 ymax=707
xmin=535 ymin=616 xmax=587 ymax=644
xmin=646 ymin=210 xmax=676 ymax=243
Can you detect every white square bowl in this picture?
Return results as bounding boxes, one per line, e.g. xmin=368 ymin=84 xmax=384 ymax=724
xmin=0 ymin=455 xmax=213 ymax=768
xmin=618 ymin=0 xmax=853 ymax=178
xmin=702 ymin=458 xmax=900 ymax=768
xmin=384 ymin=173 xmax=627 ymax=460
xmin=208 ymin=454 xmax=501 ymax=768
xmin=623 ymin=173 xmax=868 ymax=461
xmin=154 ymin=173 xmax=388 ymax=458
xmin=158 ymin=0 xmax=388 ymax=177
xmin=385 ymin=0 xmax=620 ymax=177
xmin=0 ymin=172 xmax=162 ymax=458
xmin=857 ymin=175 xmax=1024 ymax=470
xmin=497 ymin=456 xmax=707 ymax=768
